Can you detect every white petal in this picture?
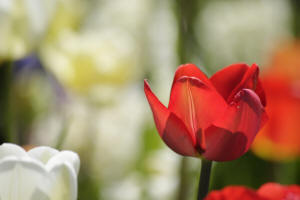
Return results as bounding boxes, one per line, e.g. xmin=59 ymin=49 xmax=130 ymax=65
xmin=0 ymin=143 xmax=27 ymax=159
xmin=46 ymin=151 xmax=80 ymax=175
xmin=28 ymin=147 xmax=59 ymax=164
xmin=47 ymin=163 xmax=77 ymax=200
xmin=0 ymin=157 xmax=51 ymax=200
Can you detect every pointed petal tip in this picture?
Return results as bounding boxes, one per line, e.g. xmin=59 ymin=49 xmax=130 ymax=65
xmin=144 ymin=79 xmax=154 ymax=93
xmin=144 ymin=78 xmax=149 ymax=87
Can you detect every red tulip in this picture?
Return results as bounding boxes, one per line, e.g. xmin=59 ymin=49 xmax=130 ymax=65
xmin=252 ymin=41 xmax=300 ymax=161
xmin=144 ymin=63 xmax=267 ymax=161
xmin=252 ymin=76 xmax=300 ymax=160
xmin=205 ymin=186 xmax=265 ymax=200
xmin=205 ymin=183 xmax=300 ymax=200
xmin=257 ymin=183 xmax=300 ymax=200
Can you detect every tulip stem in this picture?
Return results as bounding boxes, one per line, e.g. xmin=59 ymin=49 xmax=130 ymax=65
xmin=0 ymin=61 xmax=16 ymax=143
xmin=197 ymin=159 xmax=213 ymax=200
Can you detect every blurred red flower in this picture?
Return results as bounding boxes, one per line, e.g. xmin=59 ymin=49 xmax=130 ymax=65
xmin=252 ymin=42 xmax=300 ymax=161
xmin=144 ymin=63 xmax=267 ymax=161
xmin=205 ymin=186 xmax=264 ymax=200
xmin=205 ymin=183 xmax=300 ymax=200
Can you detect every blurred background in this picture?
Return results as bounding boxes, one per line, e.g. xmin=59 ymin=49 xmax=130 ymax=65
xmin=1 ymin=0 xmax=300 ymax=199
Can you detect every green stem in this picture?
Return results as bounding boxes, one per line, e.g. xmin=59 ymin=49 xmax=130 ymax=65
xmin=0 ymin=61 xmax=15 ymax=143
xmin=290 ymin=0 xmax=300 ymax=37
xmin=197 ymin=159 xmax=213 ymax=200
xmin=55 ymin=119 xmax=69 ymax=150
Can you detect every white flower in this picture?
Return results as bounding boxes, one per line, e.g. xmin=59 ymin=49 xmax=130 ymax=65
xmin=0 ymin=0 xmax=55 ymax=60
xmin=197 ymin=0 xmax=292 ymax=70
xmin=85 ymin=0 xmax=152 ymax=34
xmin=0 ymin=143 xmax=80 ymax=200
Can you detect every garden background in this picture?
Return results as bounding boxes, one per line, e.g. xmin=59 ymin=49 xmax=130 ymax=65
xmin=1 ymin=0 xmax=300 ymax=199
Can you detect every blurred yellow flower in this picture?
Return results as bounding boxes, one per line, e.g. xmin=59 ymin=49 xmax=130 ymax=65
xmin=41 ymin=28 xmax=140 ymax=100
xmin=45 ymin=0 xmax=87 ymax=42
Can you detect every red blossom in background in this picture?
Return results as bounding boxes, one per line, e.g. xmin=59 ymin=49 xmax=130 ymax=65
xmin=252 ymin=41 xmax=300 ymax=161
xmin=205 ymin=186 xmax=265 ymax=200
xmin=144 ymin=63 xmax=267 ymax=161
xmin=205 ymin=183 xmax=300 ymax=200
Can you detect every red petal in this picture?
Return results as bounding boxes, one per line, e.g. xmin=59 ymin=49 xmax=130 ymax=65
xmin=202 ymin=126 xmax=248 ymax=161
xmin=205 ymin=186 xmax=263 ymax=200
xmin=172 ymin=63 xmax=212 ymax=89
xmin=162 ymin=113 xmax=199 ymax=156
xmin=210 ymin=63 xmax=266 ymax=106
xmin=210 ymin=63 xmax=249 ymax=100
xmin=144 ymin=80 xmax=197 ymax=156
xmin=203 ymin=89 xmax=267 ymax=161
xmin=258 ymin=183 xmax=300 ymax=199
xmin=167 ymin=76 xmax=227 ymax=146
xmin=257 ymin=183 xmax=288 ymax=199
xmin=252 ymin=77 xmax=300 ymax=161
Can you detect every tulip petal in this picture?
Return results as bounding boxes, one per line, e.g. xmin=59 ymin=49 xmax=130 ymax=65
xmin=210 ymin=63 xmax=266 ymax=106
xmin=162 ymin=113 xmax=199 ymax=156
xmin=168 ymin=76 xmax=227 ymax=139
xmin=210 ymin=63 xmax=249 ymax=100
xmin=144 ymin=80 xmax=197 ymax=156
xmin=205 ymin=186 xmax=261 ymax=200
xmin=28 ymin=147 xmax=59 ymax=165
xmin=47 ymin=163 xmax=77 ymax=200
xmin=257 ymin=183 xmax=287 ymax=199
xmin=46 ymin=151 xmax=80 ymax=175
xmin=203 ymin=89 xmax=267 ymax=161
xmin=172 ymin=64 xmax=211 ymax=87
xmin=0 ymin=157 xmax=50 ymax=200
xmin=202 ymin=126 xmax=248 ymax=161
xmin=0 ymin=143 xmax=27 ymax=159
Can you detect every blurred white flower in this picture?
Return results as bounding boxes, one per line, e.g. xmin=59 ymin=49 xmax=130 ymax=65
xmin=90 ymin=85 xmax=146 ymax=180
xmin=85 ymin=0 xmax=152 ymax=34
xmin=197 ymin=0 xmax=292 ymax=70
xmin=0 ymin=0 xmax=55 ymax=60
xmin=146 ymin=0 xmax=178 ymax=104
xmin=101 ymin=173 xmax=142 ymax=200
xmin=145 ymin=149 xmax=180 ymax=200
xmin=0 ymin=143 xmax=80 ymax=200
